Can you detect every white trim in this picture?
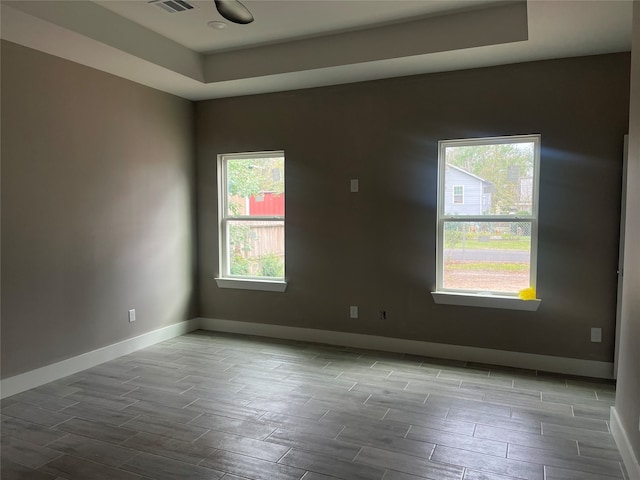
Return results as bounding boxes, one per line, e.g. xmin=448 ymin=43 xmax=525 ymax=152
xmin=0 ymin=319 xmax=199 ymax=399
xmin=215 ymin=277 xmax=287 ymax=292
xmin=614 ymin=135 xmax=629 ymax=378
xmin=431 ymin=291 xmax=541 ymax=311
xmin=197 ymin=317 xmax=613 ymax=379
xmin=611 ymin=407 xmax=640 ymax=480
xmin=0 ymin=317 xmax=615 ymax=400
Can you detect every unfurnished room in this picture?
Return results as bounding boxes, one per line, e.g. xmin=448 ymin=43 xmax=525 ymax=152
xmin=1 ymin=1 xmax=640 ymax=479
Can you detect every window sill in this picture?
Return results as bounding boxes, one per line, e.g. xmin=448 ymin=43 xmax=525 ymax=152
xmin=431 ymin=291 xmax=541 ymax=311
xmin=215 ymin=278 xmax=287 ymax=292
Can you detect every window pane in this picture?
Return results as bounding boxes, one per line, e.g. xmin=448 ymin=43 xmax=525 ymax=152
xmin=226 ymin=156 xmax=285 ymax=217
xmin=453 ymin=185 xmax=464 ymax=204
xmin=227 ymin=220 xmax=284 ymax=278
xmin=442 ymin=221 xmax=531 ymax=293
xmin=444 ymin=142 xmax=534 ymax=216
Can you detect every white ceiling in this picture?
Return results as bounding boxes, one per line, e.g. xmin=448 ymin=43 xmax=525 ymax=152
xmin=0 ymin=0 xmax=633 ymax=101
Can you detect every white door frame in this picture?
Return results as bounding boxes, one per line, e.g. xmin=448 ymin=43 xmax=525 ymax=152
xmin=614 ymin=134 xmax=629 ymax=379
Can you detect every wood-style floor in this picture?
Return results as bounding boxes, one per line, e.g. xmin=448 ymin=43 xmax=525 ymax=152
xmin=0 ymin=330 xmax=626 ymax=480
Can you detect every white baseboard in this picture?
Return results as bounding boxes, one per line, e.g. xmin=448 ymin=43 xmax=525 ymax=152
xmin=611 ymin=407 xmax=640 ymax=480
xmin=0 ymin=316 xmax=614 ymax=400
xmin=0 ymin=319 xmax=200 ymax=399
xmin=197 ymin=317 xmax=614 ymax=379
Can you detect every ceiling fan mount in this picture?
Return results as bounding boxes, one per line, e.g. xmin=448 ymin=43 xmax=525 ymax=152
xmin=214 ymin=0 xmax=254 ymax=25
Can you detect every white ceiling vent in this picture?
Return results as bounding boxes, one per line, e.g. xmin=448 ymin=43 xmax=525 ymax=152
xmin=149 ymin=0 xmax=195 ymax=14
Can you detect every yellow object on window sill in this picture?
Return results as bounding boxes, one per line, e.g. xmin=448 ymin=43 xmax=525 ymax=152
xmin=518 ymin=287 xmax=537 ymax=300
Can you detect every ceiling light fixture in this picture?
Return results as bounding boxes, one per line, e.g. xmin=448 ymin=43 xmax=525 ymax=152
xmin=214 ymin=0 xmax=254 ymax=25
xmin=208 ymin=20 xmax=227 ymax=29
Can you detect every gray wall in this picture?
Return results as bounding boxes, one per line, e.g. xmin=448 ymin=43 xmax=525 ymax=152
xmin=1 ymin=41 xmax=197 ymax=378
xmin=197 ymin=53 xmax=630 ymax=362
xmin=616 ymin=0 xmax=640 ymax=464
xmin=0 ymin=39 xmax=631 ymax=383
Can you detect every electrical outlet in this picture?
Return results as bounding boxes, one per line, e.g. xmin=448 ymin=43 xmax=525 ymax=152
xmin=350 ymin=179 xmax=359 ymax=193
xmin=128 ymin=309 xmax=136 ymax=323
xmin=590 ymin=327 xmax=601 ymax=342
xmin=349 ymin=306 xmax=358 ymax=319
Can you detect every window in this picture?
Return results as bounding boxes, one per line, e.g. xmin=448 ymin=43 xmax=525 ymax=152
xmin=453 ymin=185 xmax=464 ymax=204
xmin=433 ymin=135 xmax=540 ymax=309
xmin=216 ymin=151 xmax=286 ymax=292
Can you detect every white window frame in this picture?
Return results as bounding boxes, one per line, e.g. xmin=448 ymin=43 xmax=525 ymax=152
xmin=432 ymin=135 xmax=541 ymax=311
xmin=452 ymin=185 xmax=464 ymax=204
xmin=215 ymin=151 xmax=287 ymax=292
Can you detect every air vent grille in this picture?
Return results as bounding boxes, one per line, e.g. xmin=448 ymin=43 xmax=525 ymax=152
xmin=149 ymin=0 xmax=195 ymax=13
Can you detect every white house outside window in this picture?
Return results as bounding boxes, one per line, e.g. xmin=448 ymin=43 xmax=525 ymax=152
xmin=215 ymin=151 xmax=287 ymax=292
xmin=433 ymin=135 xmax=541 ymax=309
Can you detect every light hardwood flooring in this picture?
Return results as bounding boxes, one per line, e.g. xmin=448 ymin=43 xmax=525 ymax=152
xmin=0 ymin=330 xmax=626 ymax=480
